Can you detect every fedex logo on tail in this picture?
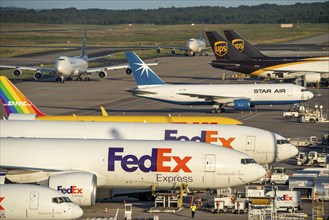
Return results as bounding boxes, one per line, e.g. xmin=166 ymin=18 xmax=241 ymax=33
xmin=164 ymin=130 xmax=235 ymax=148
xmin=108 ymin=147 xmax=192 ymax=173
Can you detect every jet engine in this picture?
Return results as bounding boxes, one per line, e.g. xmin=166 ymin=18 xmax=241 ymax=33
xmin=227 ymin=99 xmax=250 ymax=110
xmin=156 ymin=48 xmax=161 ymax=53
xmin=13 ymin=68 xmax=22 ymax=77
xmin=303 ymin=72 xmax=321 ymax=83
xmin=125 ymin=68 xmax=132 ymax=75
xmin=48 ymin=172 xmax=97 ymax=206
xmin=33 ymin=71 xmax=43 ymax=80
xmin=97 ymin=70 xmax=108 ymax=79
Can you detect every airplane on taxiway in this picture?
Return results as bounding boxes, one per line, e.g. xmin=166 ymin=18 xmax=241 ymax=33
xmin=206 ymin=31 xmax=329 ymax=83
xmin=0 ymin=184 xmax=83 ymax=219
xmin=0 ymin=138 xmax=266 ymax=206
xmin=0 ymin=31 xmax=157 ymax=83
xmin=155 ymin=22 xmax=210 ymax=56
xmin=125 ymin=51 xmax=313 ymax=113
xmin=0 ymin=76 xmax=242 ymax=125
xmin=0 ymin=119 xmax=298 ymax=165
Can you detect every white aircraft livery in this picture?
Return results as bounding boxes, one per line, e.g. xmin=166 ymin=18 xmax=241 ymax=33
xmin=156 ymin=22 xmax=209 ymax=56
xmin=0 ymin=120 xmax=298 ymax=165
xmin=0 ymin=138 xmax=266 ymax=206
xmin=125 ymin=52 xmax=314 ymax=113
xmin=0 ymin=184 xmax=83 ymax=219
xmin=0 ymin=31 xmax=156 ymax=83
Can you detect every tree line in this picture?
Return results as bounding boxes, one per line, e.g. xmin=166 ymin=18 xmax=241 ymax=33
xmin=0 ymin=2 xmax=328 ymax=24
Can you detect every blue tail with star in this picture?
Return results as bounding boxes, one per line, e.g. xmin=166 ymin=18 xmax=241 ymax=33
xmin=125 ymin=51 xmax=166 ymax=87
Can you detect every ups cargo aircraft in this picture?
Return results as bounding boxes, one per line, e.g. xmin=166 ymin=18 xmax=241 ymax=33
xmin=223 ymin=30 xmax=329 ymax=61
xmin=0 ymin=184 xmax=83 ymax=219
xmin=206 ymin=31 xmax=329 ymax=83
xmin=0 ymin=31 xmax=157 ymax=83
xmin=0 ymin=138 xmax=266 ymax=206
xmin=0 ymin=76 xmax=242 ymax=125
xmin=0 ymin=120 xmax=298 ymax=165
xmin=125 ymin=51 xmax=313 ymax=113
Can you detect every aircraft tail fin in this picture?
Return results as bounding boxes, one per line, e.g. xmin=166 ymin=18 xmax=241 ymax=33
xmin=206 ymin=31 xmax=251 ymax=61
xmin=224 ymin=30 xmax=266 ymax=58
xmin=199 ymin=21 xmax=205 ymax=40
xmin=0 ymin=76 xmax=46 ymax=116
xmin=125 ymin=52 xmax=166 ymax=87
xmin=80 ymin=30 xmax=87 ymax=58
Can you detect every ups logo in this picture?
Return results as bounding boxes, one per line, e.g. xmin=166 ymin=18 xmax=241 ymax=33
xmin=214 ymin=41 xmax=227 ymax=57
xmin=232 ymin=39 xmax=244 ymax=52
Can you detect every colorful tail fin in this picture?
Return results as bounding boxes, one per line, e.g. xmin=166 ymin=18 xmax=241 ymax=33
xmin=125 ymin=52 xmax=166 ymax=87
xmin=224 ymin=30 xmax=266 ymax=58
xmin=206 ymin=31 xmax=251 ymax=61
xmin=0 ymin=76 xmax=46 ymax=116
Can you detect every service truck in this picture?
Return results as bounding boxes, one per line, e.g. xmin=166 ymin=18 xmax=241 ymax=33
xmin=266 ymin=190 xmax=302 ymax=212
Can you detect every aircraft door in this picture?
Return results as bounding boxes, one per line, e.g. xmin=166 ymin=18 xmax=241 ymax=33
xmin=246 ymin=136 xmax=255 ymax=157
xmin=205 ymin=154 xmax=216 ymax=172
xmin=29 ymin=191 xmax=39 ymax=210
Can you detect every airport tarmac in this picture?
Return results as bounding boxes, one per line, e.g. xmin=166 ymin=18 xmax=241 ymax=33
xmin=1 ymin=48 xmax=328 ymax=220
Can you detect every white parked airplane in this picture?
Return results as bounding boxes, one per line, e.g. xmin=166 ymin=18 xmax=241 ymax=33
xmin=0 ymin=120 xmax=298 ymax=165
xmin=0 ymin=31 xmax=157 ymax=83
xmin=156 ymin=23 xmax=209 ymax=56
xmin=0 ymin=184 xmax=83 ymax=219
xmin=125 ymin=51 xmax=314 ymax=113
xmin=0 ymin=138 xmax=266 ymax=206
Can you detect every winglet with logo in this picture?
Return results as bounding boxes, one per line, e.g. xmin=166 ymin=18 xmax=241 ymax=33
xmin=125 ymin=52 xmax=166 ymax=87
xmin=0 ymin=76 xmax=46 ymax=116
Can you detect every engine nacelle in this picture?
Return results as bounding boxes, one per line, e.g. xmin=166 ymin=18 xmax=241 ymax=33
xmin=303 ymin=72 xmax=321 ymax=83
xmin=125 ymin=68 xmax=132 ymax=75
xmin=13 ymin=68 xmax=22 ymax=77
xmin=156 ymin=48 xmax=161 ymax=53
xmin=33 ymin=71 xmax=43 ymax=80
xmin=48 ymin=172 xmax=97 ymax=206
xmin=97 ymin=70 xmax=108 ymax=79
xmin=227 ymin=99 xmax=250 ymax=110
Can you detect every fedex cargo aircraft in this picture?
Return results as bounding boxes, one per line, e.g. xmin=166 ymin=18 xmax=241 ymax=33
xmin=0 ymin=184 xmax=83 ymax=219
xmin=0 ymin=120 xmax=298 ymax=165
xmin=0 ymin=138 xmax=266 ymax=206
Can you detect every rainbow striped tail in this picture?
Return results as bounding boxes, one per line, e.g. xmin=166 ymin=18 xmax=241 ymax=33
xmin=0 ymin=76 xmax=46 ymax=116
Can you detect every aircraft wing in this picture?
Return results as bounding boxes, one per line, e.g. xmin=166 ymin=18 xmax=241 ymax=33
xmin=86 ymin=62 xmax=158 ymax=73
xmin=177 ymin=92 xmax=249 ymax=104
xmin=0 ymin=65 xmax=55 ymax=73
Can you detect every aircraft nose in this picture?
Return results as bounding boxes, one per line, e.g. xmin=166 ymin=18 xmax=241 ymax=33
xmin=276 ymin=144 xmax=299 ymax=162
xmin=242 ymin=163 xmax=266 ymax=184
xmin=72 ymin=205 xmax=83 ymax=219
xmin=307 ymin=91 xmax=314 ymax=100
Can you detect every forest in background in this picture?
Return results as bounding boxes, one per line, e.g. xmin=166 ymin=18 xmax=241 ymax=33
xmin=1 ymin=2 xmax=328 ymax=24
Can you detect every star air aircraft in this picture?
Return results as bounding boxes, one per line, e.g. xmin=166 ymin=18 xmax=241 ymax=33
xmin=0 ymin=31 xmax=157 ymax=83
xmin=0 ymin=119 xmax=298 ymax=165
xmin=0 ymin=138 xmax=266 ymax=206
xmin=206 ymin=31 xmax=329 ymax=83
xmin=0 ymin=76 xmax=242 ymax=125
xmin=125 ymin=51 xmax=313 ymax=113
xmin=0 ymin=184 xmax=83 ymax=219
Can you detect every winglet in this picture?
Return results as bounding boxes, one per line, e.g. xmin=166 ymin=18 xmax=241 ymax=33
xmin=125 ymin=52 xmax=166 ymax=87
xmin=100 ymin=106 xmax=108 ymax=116
xmin=0 ymin=76 xmax=46 ymax=116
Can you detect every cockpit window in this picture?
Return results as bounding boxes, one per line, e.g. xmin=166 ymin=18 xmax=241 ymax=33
xmin=241 ymin=158 xmax=257 ymax=164
xmin=301 ymin=89 xmax=308 ymax=92
xmin=277 ymin=139 xmax=290 ymax=144
xmin=52 ymin=197 xmax=72 ymax=204
xmin=58 ymin=58 xmax=65 ymax=61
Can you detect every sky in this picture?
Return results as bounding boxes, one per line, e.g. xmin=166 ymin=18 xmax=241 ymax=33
xmin=0 ymin=0 xmax=327 ymax=10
